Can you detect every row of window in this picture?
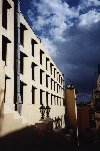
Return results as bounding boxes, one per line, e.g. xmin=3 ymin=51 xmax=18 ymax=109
xmin=20 ymin=53 xmax=64 ymax=88
xmin=51 ymin=93 xmax=65 ymax=106
xmin=20 ymin=81 xmax=65 ymax=106
xmin=2 ymin=35 xmax=64 ymax=101
xmin=20 ymin=59 xmax=64 ymax=94
xmin=2 ymin=35 xmax=64 ymax=94
xmin=39 ymin=89 xmax=65 ymax=106
xmin=2 ymin=4 xmax=64 ymax=86
xmin=2 ymin=37 xmax=64 ymax=89
xmin=2 ymin=0 xmax=64 ymax=86
xmin=40 ymin=69 xmax=64 ymax=92
xmin=46 ymin=60 xmax=64 ymax=85
xmin=20 ymin=23 xmax=64 ymax=85
xmin=2 ymin=36 xmax=64 ymax=92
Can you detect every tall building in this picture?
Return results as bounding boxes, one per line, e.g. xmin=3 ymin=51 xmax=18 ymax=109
xmin=65 ymin=84 xmax=77 ymax=130
xmin=0 ymin=0 xmax=65 ymax=135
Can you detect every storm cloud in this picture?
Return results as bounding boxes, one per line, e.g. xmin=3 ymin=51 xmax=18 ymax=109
xmin=52 ymin=21 xmax=100 ymax=101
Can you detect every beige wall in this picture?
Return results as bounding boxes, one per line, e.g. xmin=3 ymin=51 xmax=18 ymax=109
xmin=20 ymin=14 xmax=65 ymax=127
xmin=0 ymin=0 xmax=15 ymax=110
xmin=0 ymin=59 xmax=5 ymax=134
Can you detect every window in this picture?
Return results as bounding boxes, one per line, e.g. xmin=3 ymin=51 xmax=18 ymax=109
xmin=31 ymin=39 xmax=37 ymax=57
xmin=50 ymin=63 xmax=54 ymax=75
xmin=61 ymin=88 xmax=63 ymax=95
xmin=58 ymin=85 xmax=60 ymax=93
xmin=32 ymin=86 xmax=35 ymax=104
xmin=40 ymin=49 xmax=44 ymax=65
xmin=59 ymin=86 xmax=61 ymax=94
xmin=59 ymin=85 xmax=60 ymax=93
xmin=46 ymin=92 xmax=49 ymax=106
xmin=57 ymin=72 xmax=59 ymax=81
xmin=59 ymin=75 xmax=61 ymax=83
xmin=60 ymin=97 xmax=61 ymax=106
xmin=50 ymin=64 xmax=52 ymax=75
xmin=32 ymin=63 xmax=35 ymax=80
xmin=57 ymin=97 xmax=58 ymax=105
xmin=61 ymin=77 xmax=62 ymax=85
xmin=20 ymin=52 xmax=24 ymax=74
xmin=52 ymin=79 xmax=54 ymax=90
xmin=40 ymin=89 xmax=43 ymax=105
xmin=57 ymin=84 xmax=58 ymax=93
xmin=2 ymin=35 xmax=11 ymax=65
xmin=46 ymin=57 xmax=49 ymax=70
xmin=60 ymin=77 xmax=62 ymax=85
xmin=54 ymin=95 xmax=56 ymax=105
xmin=31 ymin=62 xmax=37 ymax=80
xmin=40 ymin=69 xmax=44 ymax=85
xmin=20 ymin=23 xmax=27 ymax=46
xmin=51 ymin=94 xmax=53 ymax=105
xmin=51 ymin=78 xmax=53 ymax=90
xmin=46 ymin=74 xmax=49 ymax=88
xmin=20 ymin=81 xmax=27 ymax=104
xmin=54 ymin=81 xmax=55 ymax=91
xmin=2 ymin=0 xmax=11 ymax=29
xmin=54 ymin=68 xmax=56 ymax=78
xmin=20 ymin=51 xmax=27 ymax=74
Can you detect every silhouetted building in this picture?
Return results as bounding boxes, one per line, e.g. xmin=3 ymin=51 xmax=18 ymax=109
xmin=92 ymin=65 xmax=100 ymax=129
xmin=89 ymin=106 xmax=96 ymax=128
xmin=77 ymin=103 xmax=90 ymax=138
xmin=77 ymin=102 xmax=96 ymax=139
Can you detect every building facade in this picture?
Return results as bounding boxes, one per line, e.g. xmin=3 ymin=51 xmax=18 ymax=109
xmin=0 ymin=0 xmax=65 ymax=135
xmin=77 ymin=102 xmax=96 ymax=139
xmin=20 ymin=13 xmax=65 ymax=126
xmin=77 ymin=103 xmax=91 ymax=138
xmin=92 ymin=65 xmax=100 ymax=129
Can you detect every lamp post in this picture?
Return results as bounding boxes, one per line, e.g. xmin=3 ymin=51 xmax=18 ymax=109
xmin=45 ymin=105 xmax=51 ymax=117
xmin=39 ymin=104 xmax=46 ymax=119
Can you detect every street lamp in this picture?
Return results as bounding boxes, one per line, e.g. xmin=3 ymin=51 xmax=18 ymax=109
xmin=45 ymin=105 xmax=51 ymax=117
xmin=39 ymin=104 xmax=46 ymax=119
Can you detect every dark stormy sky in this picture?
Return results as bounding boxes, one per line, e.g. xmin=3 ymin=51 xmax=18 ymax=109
xmin=20 ymin=0 xmax=100 ymax=102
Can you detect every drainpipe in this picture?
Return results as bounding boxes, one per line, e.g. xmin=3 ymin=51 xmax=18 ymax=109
xmin=14 ymin=0 xmax=21 ymax=113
